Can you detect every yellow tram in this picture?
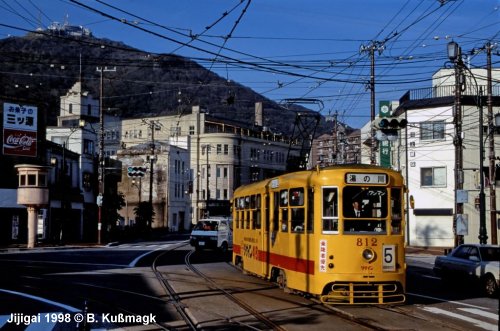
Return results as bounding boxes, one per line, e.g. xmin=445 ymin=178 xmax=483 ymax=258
xmin=232 ymin=165 xmax=406 ymax=304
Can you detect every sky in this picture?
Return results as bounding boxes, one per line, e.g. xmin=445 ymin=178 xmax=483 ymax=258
xmin=0 ymin=0 xmax=498 ymax=128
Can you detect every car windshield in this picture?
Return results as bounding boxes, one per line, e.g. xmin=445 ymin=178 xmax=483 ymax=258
xmin=193 ymin=221 xmax=218 ymax=231
xmin=479 ymin=247 xmax=500 ymax=262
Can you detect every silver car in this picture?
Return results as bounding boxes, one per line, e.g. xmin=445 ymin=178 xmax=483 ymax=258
xmin=433 ymin=244 xmax=499 ymax=297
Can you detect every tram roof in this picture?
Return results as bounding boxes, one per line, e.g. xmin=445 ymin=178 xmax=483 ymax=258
xmin=234 ymin=164 xmax=403 ymax=196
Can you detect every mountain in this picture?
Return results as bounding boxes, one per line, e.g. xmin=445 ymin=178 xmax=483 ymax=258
xmin=0 ymin=31 xmax=335 ymax=136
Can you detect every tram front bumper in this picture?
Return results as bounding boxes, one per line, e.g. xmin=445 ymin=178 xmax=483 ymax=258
xmin=320 ymin=282 xmax=405 ymax=305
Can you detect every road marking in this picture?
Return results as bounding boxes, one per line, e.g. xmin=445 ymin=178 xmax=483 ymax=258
xmin=458 ymin=308 xmax=498 ymax=320
xmin=0 ymin=258 xmax=128 ymax=268
xmin=420 ymin=274 xmax=440 ymax=280
xmin=0 ymin=314 xmax=58 ymax=330
xmin=407 ymin=292 xmax=491 ymax=310
xmin=128 ymin=243 xmax=173 ymax=267
xmin=0 ymin=315 xmax=9 ymax=328
xmin=0 ymin=289 xmax=80 ymax=312
xmin=422 ymin=307 xmax=497 ymax=331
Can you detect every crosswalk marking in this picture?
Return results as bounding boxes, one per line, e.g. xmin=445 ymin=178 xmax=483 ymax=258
xmin=422 ymin=307 xmax=498 ymax=331
xmin=458 ymin=308 xmax=498 ymax=320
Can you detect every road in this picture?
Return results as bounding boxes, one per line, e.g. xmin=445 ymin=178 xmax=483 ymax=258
xmin=0 ymin=240 xmax=497 ymax=330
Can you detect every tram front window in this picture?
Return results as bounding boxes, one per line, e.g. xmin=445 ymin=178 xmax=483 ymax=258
xmin=342 ymin=186 xmax=388 ymax=234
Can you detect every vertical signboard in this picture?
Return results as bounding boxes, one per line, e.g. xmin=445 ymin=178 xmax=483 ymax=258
xmin=379 ymin=101 xmax=391 ymax=168
xmin=3 ymin=102 xmax=38 ymax=157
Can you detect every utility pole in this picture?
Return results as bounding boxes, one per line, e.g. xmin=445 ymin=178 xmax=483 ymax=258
xmin=147 ymin=120 xmax=157 ymax=229
xmin=205 ymin=144 xmax=210 ymax=217
xmin=360 ymin=41 xmax=385 ymax=165
xmin=96 ymin=66 xmax=116 ymax=245
xmin=478 ymin=88 xmax=487 ymax=244
xmin=486 ymin=42 xmax=498 ymax=244
xmin=447 ymin=42 xmax=464 ymax=247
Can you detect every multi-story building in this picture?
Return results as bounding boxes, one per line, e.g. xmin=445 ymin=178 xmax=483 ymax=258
xmin=46 ymin=81 xmax=102 ymax=242
xmin=119 ymin=103 xmax=294 ymax=225
xmin=388 ymin=68 xmax=500 ymax=247
xmin=310 ymin=118 xmax=361 ymax=167
xmin=117 ymin=139 xmax=191 ymax=232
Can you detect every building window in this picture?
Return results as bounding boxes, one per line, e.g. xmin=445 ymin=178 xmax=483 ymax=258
xmin=217 ymin=144 xmax=222 ymax=154
xmin=69 ymin=103 xmax=73 ymax=114
xmin=189 ymin=125 xmax=195 ymax=135
xmin=421 ymin=167 xmax=446 ymax=187
xmin=224 ymin=144 xmax=229 ymax=155
xmin=83 ymin=139 xmax=94 ymax=155
xmin=420 ymin=121 xmax=445 ymax=140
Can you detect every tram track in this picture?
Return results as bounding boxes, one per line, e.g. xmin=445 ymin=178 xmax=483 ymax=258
xmin=152 ymin=246 xmax=286 ymax=330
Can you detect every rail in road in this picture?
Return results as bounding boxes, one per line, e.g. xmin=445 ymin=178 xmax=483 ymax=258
xmin=0 ymin=242 xmax=497 ymax=330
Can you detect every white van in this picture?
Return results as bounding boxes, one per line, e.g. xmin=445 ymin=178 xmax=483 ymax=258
xmin=189 ymin=218 xmax=233 ymax=252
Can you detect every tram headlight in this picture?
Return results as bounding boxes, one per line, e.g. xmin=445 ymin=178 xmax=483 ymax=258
xmin=362 ymin=248 xmax=375 ymax=262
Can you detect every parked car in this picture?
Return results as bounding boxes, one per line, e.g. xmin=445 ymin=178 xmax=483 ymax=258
xmin=433 ymin=244 xmax=499 ymax=297
xmin=189 ymin=217 xmax=233 ymax=252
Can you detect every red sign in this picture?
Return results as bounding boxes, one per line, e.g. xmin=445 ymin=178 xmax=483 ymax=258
xmin=2 ymin=128 xmax=37 ymax=157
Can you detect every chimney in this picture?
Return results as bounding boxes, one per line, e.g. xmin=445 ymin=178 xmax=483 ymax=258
xmin=255 ymin=102 xmax=263 ymax=127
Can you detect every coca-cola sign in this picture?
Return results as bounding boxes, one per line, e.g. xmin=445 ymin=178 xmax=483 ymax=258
xmin=3 ymin=102 xmax=38 ymax=157
xmin=3 ymin=129 xmax=37 ymax=157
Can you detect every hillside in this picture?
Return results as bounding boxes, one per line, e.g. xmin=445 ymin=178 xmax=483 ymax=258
xmin=0 ymin=32 xmax=334 ymax=136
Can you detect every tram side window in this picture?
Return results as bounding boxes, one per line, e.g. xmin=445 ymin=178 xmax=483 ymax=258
xmin=280 ymin=190 xmax=288 ymax=232
xmin=253 ymin=194 xmax=261 ymax=229
xmin=238 ymin=198 xmax=245 ymax=229
xmin=244 ymin=196 xmax=251 ymax=229
xmin=390 ymin=188 xmax=402 ymax=235
xmin=322 ymin=187 xmax=338 ymax=233
xmin=233 ymin=200 xmax=239 ymax=229
xmin=281 ymin=208 xmax=288 ymax=232
xmin=290 ymin=187 xmax=305 ymax=233
xmin=273 ymin=192 xmax=279 ymax=232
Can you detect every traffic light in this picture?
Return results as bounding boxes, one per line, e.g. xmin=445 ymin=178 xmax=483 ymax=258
xmin=127 ymin=166 xmax=147 ymax=177
xmin=375 ymin=117 xmax=407 ymax=141
xmin=376 ymin=117 xmax=407 ymax=131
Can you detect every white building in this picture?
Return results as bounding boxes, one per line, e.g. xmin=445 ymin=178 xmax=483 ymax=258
xmin=389 ymin=68 xmax=500 ymax=247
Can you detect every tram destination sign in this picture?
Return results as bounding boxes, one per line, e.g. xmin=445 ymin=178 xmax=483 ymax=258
xmin=346 ymin=173 xmax=387 ymax=184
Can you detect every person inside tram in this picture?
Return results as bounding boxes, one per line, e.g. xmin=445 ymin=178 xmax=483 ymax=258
xmin=348 ymin=199 xmax=365 ymax=218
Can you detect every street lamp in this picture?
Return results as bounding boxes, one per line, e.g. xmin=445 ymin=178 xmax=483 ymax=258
xmin=447 ymin=41 xmax=460 ymax=62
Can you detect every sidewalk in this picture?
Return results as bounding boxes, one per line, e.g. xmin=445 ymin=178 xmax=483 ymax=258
xmin=405 ymin=246 xmax=449 ymax=256
xmin=0 ymin=242 xmax=103 ymax=253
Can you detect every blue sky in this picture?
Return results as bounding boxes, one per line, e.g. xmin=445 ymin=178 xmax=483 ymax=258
xmin=0 ymin=0 xmax=498 ymax=128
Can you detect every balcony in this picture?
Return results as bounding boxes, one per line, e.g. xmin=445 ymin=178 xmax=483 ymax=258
xmin=399 ymin=85 xmax=500 ymax=105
